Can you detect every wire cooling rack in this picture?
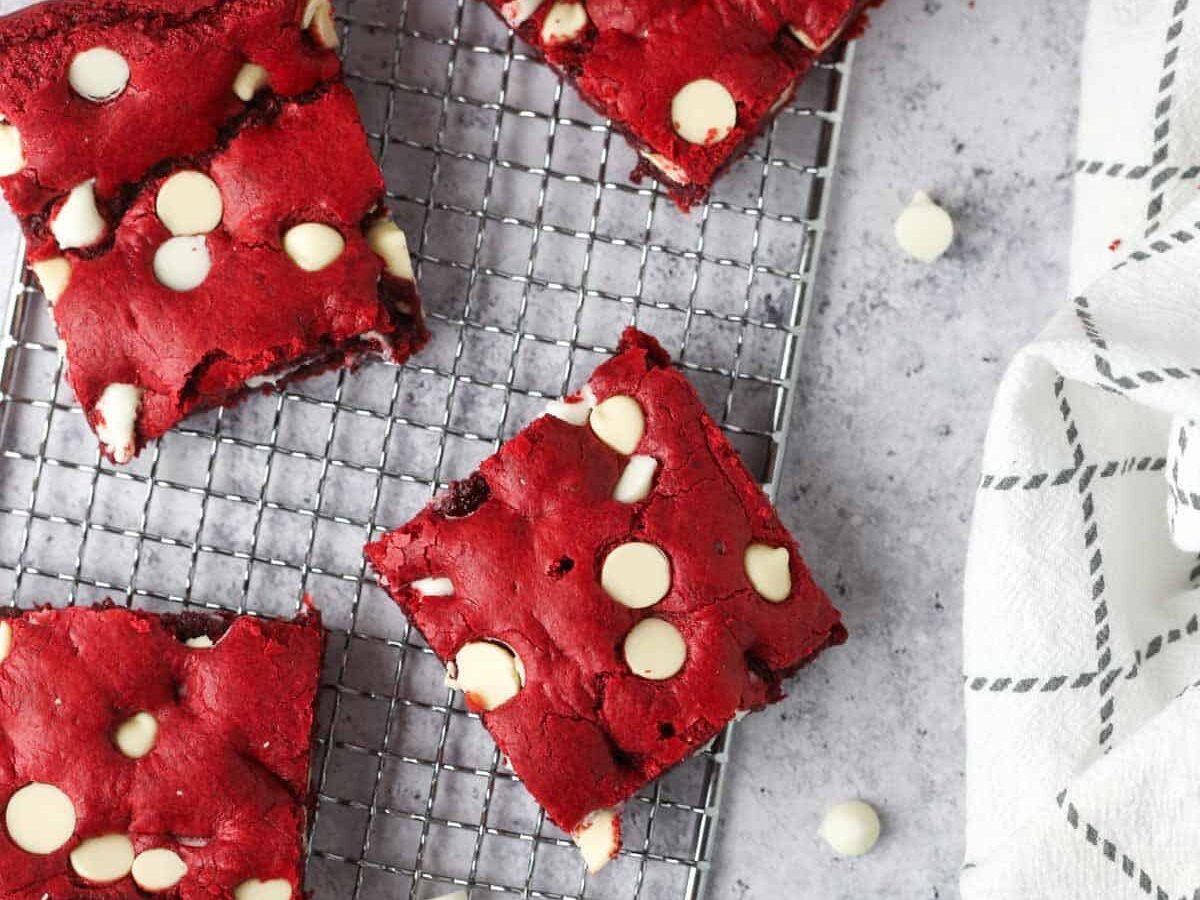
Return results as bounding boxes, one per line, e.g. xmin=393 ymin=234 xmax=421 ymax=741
xmin=0 ymin=2 xmax=854 ymax=898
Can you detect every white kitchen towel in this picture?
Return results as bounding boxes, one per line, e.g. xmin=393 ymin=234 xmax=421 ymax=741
xmin=962 ymin=1 xmax=1200 ymax=898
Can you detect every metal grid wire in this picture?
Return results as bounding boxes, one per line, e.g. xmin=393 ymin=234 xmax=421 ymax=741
xmin=0 ymin=2 xmax=854 ymax=898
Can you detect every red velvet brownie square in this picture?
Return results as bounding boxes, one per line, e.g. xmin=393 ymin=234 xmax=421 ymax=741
xmin=0 ymin=602 xmax=323 ymax=899
xmin=45 ymin=84 xmax=425 ymax=463
xmin=482 ymin=0 xmax=869 ymax=208
xmin=365 ymin=329 xmax=846 ymax=871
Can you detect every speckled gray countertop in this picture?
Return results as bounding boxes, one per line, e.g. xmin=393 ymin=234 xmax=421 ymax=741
xmin=0 ymin=2 xmax=1089 ymax=898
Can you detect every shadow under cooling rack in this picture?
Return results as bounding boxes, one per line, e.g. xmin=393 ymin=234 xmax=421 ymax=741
xmin=0 ymin=1 xmax=855 ymax=898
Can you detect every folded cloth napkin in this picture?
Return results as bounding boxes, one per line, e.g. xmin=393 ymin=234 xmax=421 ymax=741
xmin=962 ymin=2 xmax=1200 ymax=897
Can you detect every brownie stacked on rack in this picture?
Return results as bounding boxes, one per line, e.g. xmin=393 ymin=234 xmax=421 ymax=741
xmin=0 ymin=0 xmax=426 ymax=464
xmin=482 ymin=0 xmax=872 ymax=207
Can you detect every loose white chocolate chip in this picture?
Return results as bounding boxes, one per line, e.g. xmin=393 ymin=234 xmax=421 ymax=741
xmin=639 ymin=151 xmax=690 ymax=186
xmin=233 ymin=63 xmax=269 ymax=102
xmin=572 ymin=809 xmax=619 ymax=873
xmin=51 ymin=180 xmax=106 ymax=250
xmin=601 ymin=541 xmax=670 ymax=609
xmin=894 ymin=191 xmax=954 ymax=263
xmin=95 ymin=383 xmax=143 ymax=465
xmin=0 ymin=621 xmax=11 ymax=663
xmin=447 ymin=641 xmax=525 ymax=710
xmin=301 ymin=0 xmax=339 ymax=48
xmin=613 ymin=455 xmax=658 ymax=504
xmin=131 ymin=848 xmax=188 ymax=892
xmin=365 ymin=218 xmax=414 ymax=280
xmin=589 ymin=395 xmax=645 ymax=455
xmin=185 ymin=635 xmax=214 ymax=648
xmin=69 ymin=48 xmax=131 ymax=102
xmin=670 ymin=79 xmax=737 ymax=146
xmin=541 ymin=2 xmax=588 ymax=43
xmin=114 ymin=711 xmax=159 ymax=759
xmin=156 ymin=171 xmax=223 ymax=236
xmin=153 ymin=235 xmax=211 ymax=292
xmin=410 ymin=576 xmax=454 ymax=597
xmin=623 ymin=617 xmax=686 ymax=680
xmin=31 ymin=257 xmax=72 ymax=304
xmin=70 ymin=834 xmax=135 ymax=884
xmin=744 ymin=544 xmax=791 ymax=603
xmin=283 ymin=223 xmax=344 ymax=272
xmin=4 ymin=783 xmax=76 ymax=854
xmin=819 ymin=800 xmax=881 ymax=857
xmin=233 ymin=878 xmax=291 ymax=900
xmin=500 ymin=0 xmax=545 ymax=25
xmin=0 ymin=122 xmax=24 ymax=176
xmin=545 ymin=397 xmax=592 ymax=426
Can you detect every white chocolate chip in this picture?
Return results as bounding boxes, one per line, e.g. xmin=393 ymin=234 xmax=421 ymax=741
xmin=613 ymin=455 xmax=658 ymax=504
xmin=31 ymin=257 xmax=71 ymax=304
xmin=156 ymin=171 xmax=223 ymax=236
xmin=69 ymin=48 xmax=131 ymax=102
xmin=601 ymin=541 xmax=670 ymax=609
xmin=623 ymin=617 xmax=686 ymax=680
xmin=185 ymin=635 xmax=214 ymax=648
xmin=540 ymin=1 xmax=588 ymax=43
xmin=819 ymin=800 xmax=881 ymax=857
xmin=769 ymin=84 xmax=795 ymax=115
xmin=744 ymin=544 xmax=791 ymax=603
xmin=51 ymin=180 xmax=106 ymax=250
xmin=410 ymin=576 xmax=454 ymax=597
xmin=233 ymin=877 xmax=292 ymax=900
xmin=788 ymin=24 xmax=828 ymax=52
xmin=572 ymin=809 xmax=619 ymax=873
xmin=500 ymin=0 xmax=545 ymax=25
xmin=153 ymin=235 xmax=211 ymax=292
xmin=447 ymin=641 xmax=524 ymax=711
xmin=4 ymin=783 xmax=76 ymax=854
xmin=95 ymin=383 xmax=143 ymax=465
xmin=894 ymin=191 xmax=954 ymax=263
xmin=233 ymin=63 xmax=269 ymax=102
xmin=0 ymin=621 xmax=11 ymax=663
xmin=301 ymin=0 xmax=339 ymax=48
xmin=545 ymin=396 xmax=593 ymax=426
xmin=131 ymin=848 xmax=188 ymax=892
xmin=365 ymin=218 xmax=414 ymax=280
xmin=639 ymin=151 xmax=690 ymax=186
xmin=69 ymin=834 xmax=134 ymax=884
xmin=670 ymin=79 xmax=737 ymax=146
xmin=0 ymin=122 xmax=24 ymax=177
xmin=283 ymin=223 xmax=345 ymax=272
xmin=114 ymin=711 xmax=158 ymax=759
xmin=589 ymin=395 xmax=645 ymax=455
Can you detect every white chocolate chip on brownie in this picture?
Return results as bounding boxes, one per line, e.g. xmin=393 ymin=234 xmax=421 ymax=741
xmin=589 ymin=395 xmax=645 ymax=454
xmin=623 ymin=617 xmax=686 ymax=680
xmin=185 ymin=635 xmax=215 ymax=649
xmin=410 ymin=576 xmax=454 ymax=597
xmin=447 ymin=641 xmax=525 ymax=710
xmin=154 ymin=235 xmax=212 ymax=292
xmin=70 ymin=834 xmax=135 ymax=884
xmin=639 ymin=151 xmax=690 ymax=186
xmin=0 ymin=120 xmax=24 ymax=176
xmin=545 ymin=396 xmax=593 ymax=426
xmin=0 ymin=621 xmax=11 ymax=663
xmin=156 ymin=171 xmax=223 ymax=236
xmin=31 ymin=257 xmax=72 ymax=304
xmin=366 ymin=218 xmax=414 ymax=280
xmin=233 ymin=878 xmax=292 ymax=900
xmin=69 ymin=48 xmax=131 ymax=102
xmin=233 ymin=63 xmax=270 ymax=102
xmin=51 ymin=180 xmax=106 ymax=250
xmin=95 ymin=383 xmax=144 ymax=465
xmin=131 ymin=848 xmax=188 ymax=892
xmin=301 ymin=0 xmax=339 ymax=48
xmin=613 ymin=455 xmax=658 ymax=504
xmin=671 ymin=79 xmax=737 ymax=146
xmin=500 ymin=0 xmax=545 ymax=25
xmin=283 ymin=223 xmax=345 ymax=272
xmin=4 ymin=783 xmax=76 ymax=854
xmin=541 ymin=2 xmax=588 ymax=43
xmin=114 ymin=711 xmax=159 ymax=759
xmin=744 ymin=544 xmax=791 ymax=602
xmin=572 ymin=809 xmax=619 ymax=873
xmin=602 ymin=541 xmax=670 ymax=609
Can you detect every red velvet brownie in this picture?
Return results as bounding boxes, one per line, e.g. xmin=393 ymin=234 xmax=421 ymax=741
xmin=482 ymin=0 xmax=870 ymax=208
xmin=0 ymin=0 xmax=426 ymax=463
xmin=365 ymin=329 xmax=846 ymax=871
xmin=0 ymin=602 xmax=323 ymax=899
xmin=46 ymin=85 xmax=424 ymax=463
